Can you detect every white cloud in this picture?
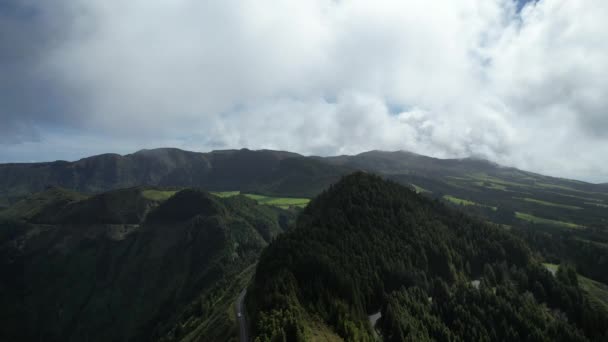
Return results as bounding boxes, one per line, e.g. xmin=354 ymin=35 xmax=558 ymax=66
xmin=1 ymin=0 xmax=607 ymax=182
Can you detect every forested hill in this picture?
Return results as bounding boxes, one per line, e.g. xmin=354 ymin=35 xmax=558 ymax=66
xmin=248 ymin=173 xmax=608 ymax=341
xmin=0 ymin=187 xmax=295 ymax=342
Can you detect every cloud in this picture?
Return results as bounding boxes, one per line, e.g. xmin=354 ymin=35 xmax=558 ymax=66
xmin=0 ymin=0 xmax=607 ymax=182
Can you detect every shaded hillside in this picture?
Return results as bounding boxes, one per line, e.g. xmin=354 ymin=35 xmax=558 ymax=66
xmin=248 ymin=173 xmax=608 ymax=341
xmin=0 ymin=148 xmax=350 ymax=205
xmin=0 ymin=187 xmax=294 ymax=342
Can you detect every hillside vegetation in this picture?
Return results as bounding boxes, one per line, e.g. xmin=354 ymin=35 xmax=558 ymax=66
xmin=248 ymin=173 xmax=608 ymax=341
xmin=0 ymin=187 xmax=294 ymax=342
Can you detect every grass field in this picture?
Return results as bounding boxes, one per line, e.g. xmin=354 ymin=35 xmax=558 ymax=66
xmin=443 ymin=195 xmax=497 ymax=211
xmin=444 ymin=195 xmax=476 ymax=206
xmin=410 ymin=183 xmax=431 ymax=194
xmin=243 ymin=194 xmax=310 ymax=209
xmin=473 ymin=181 xmax=507 ymax=191
xmin=212 ymin=191 xmax=310 ymax=209
xmin=469 ymin=173 xmax=531 ymax=189
xmin=142 ymin=189 xmax=178 ymax=201
xmin=516 ymin=212 xmax=583 ymax=229
xmin=518 ymin=197 xmax=582 ymax=210
xmin=210 ymin=191 xmax=240 ymax=198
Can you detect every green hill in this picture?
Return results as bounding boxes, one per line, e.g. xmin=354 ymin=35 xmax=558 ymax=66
xmin=0 ymin=187 xmax=294 ymax=342
xmin=248 ymin=173 xmax=607 ymax=341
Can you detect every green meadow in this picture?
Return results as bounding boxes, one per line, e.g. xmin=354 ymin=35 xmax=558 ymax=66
xmin=518 ymin=197 xmax=582 ymax=210
xmin=473 ymin=181 xmax=507 ymax=191
xmin=410 ymin=183 xmax=431 ymax=193
xmin=516 ymin=212 xmax=582 ymax=229
xmin=443 ymin=195 xmax=497 ymax=211
xmin=212 ymin=191 xmax=310 ymax=209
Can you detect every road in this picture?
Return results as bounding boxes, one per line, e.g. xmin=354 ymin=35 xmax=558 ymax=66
xmin=236 ymin=289 xmax=250 ymax=342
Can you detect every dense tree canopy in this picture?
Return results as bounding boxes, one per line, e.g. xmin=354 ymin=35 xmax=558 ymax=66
xmin=249 ymin=173 xmax=608 ymax=341
xmin=0 ymin=188 xmax=294 ymax=341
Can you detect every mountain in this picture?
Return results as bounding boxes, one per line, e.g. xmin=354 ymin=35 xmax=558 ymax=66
xmin=248 ymin=173 xmax=608 ymax=341
xmin=0 ymin=148 xmax=350 ymax=206
xmin=0 ymin=186 xmax=295 ymax=342
xmin=3 ymin=148 xmax=607 ymax=230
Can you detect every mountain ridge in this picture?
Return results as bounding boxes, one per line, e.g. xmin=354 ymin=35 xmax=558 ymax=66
xmin=2 ymin=147 xmax=608 ymax=230
xmin=2 ymin=147 xmax=604 ymax=185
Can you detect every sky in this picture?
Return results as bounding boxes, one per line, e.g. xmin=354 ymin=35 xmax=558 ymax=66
xmin=0 ymin=0 xmax=607 ymax=182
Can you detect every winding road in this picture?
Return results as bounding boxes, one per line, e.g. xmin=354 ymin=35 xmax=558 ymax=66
xmin=236 ymin=289 xmax=250 ymax=342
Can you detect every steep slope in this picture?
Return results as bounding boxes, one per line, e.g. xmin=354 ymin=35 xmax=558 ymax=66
xmin=248 ymin=173 xmax=607 ymax=341
xmin=0 ymin=188 xmax=294 ymax=342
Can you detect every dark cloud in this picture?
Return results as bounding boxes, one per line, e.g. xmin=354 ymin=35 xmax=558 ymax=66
xmin=0 ymin=1 xmax=76 ymax=143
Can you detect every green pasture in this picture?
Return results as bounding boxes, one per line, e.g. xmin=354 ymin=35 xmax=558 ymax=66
xmin=212 ymin=191 xmax=310 ymax=209
xmin=516 ymin=212 xmax=583 ymax=229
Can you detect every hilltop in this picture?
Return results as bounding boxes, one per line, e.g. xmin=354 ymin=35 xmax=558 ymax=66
xmin=248 ymin=173 xmax=608 ymax=341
